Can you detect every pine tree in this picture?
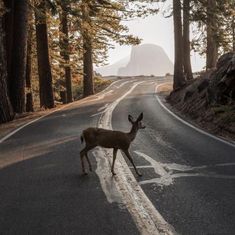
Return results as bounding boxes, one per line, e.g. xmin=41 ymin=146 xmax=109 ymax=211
xmin=60 ymin=1 xmax=73 ymax=102
xmin=35 ymin=0 xmax=54 ymax=109
xmin=81 ymin=1 xmax=94 ymax=97
xmin=233 ymin=15 xmax=235 ymax=51
xmin=0 ymin=2 xmax=14 ymax=123
xmin=206 ymin=0 xmax=218 ymax=70
xmin=78 ymin=0 xmax=141 ymax=97
xmin=9 ymin=0 xmax=28 ymax=113
xmin=173 ymin=0 xmax=186 ymax=90
xmin=26 ymin=18 xmax=34 ymax=112
xmin=183 ymin=0 xmax=193 ymax=80
xmin=191 ymin=0 xmax=234 ymax=67
xmin=3 ymin=0 xmax=14 ymax=90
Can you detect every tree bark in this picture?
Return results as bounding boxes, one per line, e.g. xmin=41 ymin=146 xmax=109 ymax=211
xmin=232 ymin=15 xmax=235 ymax=52
xmin=35 ymin=1 xmax=54 ymax=109
xmin=9 ymin=0 xmax=28 ymax=113
xmin=183 ymin=0 xmax=193 ymax=80
xmin=60 ymin=3 xmax=73 ymax=103
xmin=206 ymin=0 xmax=218 ymax=70
xmin=26 ymin=21 xmax=34 ymax=112
xmin=0 ymin=14 xmax=14 ymax=123
xmin=173 ymin=0 xmax=186 ymax=90
xmin=82 ymin=2 xmax=94 ymax=97
xmin=83 ymin=38 xmax=94 ymax=97
xmin=3 ymin=0 xmax=14 ymax=90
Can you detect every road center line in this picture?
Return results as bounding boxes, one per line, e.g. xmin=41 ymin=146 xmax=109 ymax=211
xmin=95 ymin=81 xmax=176 ymax=235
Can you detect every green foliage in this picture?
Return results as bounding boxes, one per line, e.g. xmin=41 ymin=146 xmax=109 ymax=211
xmin=212 ymin=105 xmax=235 ymax=124
xmin=191 ymin=0 xmax=235 ymax=56
xmin=213 ymin=105 xmax=234 ymax=114
xmin=73 ymin=75 xmax=112 ymax=100
xmin=27 ymin=0 xmax=162 ymax=109
xmin=78 ymin=0 xmax=142 ymax=66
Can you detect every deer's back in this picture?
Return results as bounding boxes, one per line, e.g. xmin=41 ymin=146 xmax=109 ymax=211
xmin=83 ymin=127 xmax=130 ymax=149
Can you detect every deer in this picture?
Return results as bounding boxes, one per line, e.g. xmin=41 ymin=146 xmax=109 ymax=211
xmin=80 ymin=113 xmax=145 ymax=176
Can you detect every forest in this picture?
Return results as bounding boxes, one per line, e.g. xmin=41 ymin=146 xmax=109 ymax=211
xmin=0 ymin=0 xmax=234 ymax=124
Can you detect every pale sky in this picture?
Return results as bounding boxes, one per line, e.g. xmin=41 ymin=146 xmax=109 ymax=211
xmin=104 ymin=4 xmax=206 ymax=72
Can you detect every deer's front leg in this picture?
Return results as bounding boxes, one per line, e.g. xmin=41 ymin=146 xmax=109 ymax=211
xmin=111 ymin=148 xmax=118 ymax=175
xmin=123 ymin=150 xmax=142 ymax=177
xmin=80 ymin=149 xmax=87 ymax=175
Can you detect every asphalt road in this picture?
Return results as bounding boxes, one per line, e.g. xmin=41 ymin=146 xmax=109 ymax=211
xmin=0 ymin=77 xmax=235 ymax=235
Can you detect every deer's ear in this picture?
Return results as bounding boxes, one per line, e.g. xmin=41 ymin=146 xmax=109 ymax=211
xmin=128 ymin=115 xmax=134 ymax=123
xmin=137 ymin=112 xmax=143 ymax=122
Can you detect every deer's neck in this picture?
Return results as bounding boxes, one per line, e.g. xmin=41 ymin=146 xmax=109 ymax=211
xmin=128 ymin=126 xmax=138 ymax=142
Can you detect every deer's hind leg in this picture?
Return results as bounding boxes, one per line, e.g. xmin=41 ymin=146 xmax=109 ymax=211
xmin=111 ymin=148 xmax=118 ymax=175
xmin=80 ymin=148 xmax=87 ymax=175
xmin=80 ymin=145 xmax=95 ymax=175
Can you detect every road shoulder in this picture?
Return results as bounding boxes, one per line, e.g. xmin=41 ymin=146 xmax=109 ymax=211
xmin=156 ymin=82 xmax=235 ymax=145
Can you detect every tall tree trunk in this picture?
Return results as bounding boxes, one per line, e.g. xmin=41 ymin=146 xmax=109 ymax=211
xmin=82 ymin=2 xmax=94 ymax=97
xmin=35 ymin=1 xmax=54 ymax=109
xmin=232 ymin=15 xmax=235 ymax=52
xmin=60 ymin=3 xmax=73 ymax=103
xmin=173 ymin=0 xmax=186 ymax=90
xmin=206 ymin=0 xmax=218 ymax=70
xmin=83 ymin=38 xmax=94 ymax=97
xmin=0 ymin=13 xmax=14 ymax=123
xmin=9 ymin=0 xmax=28 ymax=113
xmin=26 ymin=21 xmax=34 ymax=112
xmin=3 ymin=0 xmax=14 ymax=90
xmin=183 ymin=0 xmax=193 ymax=80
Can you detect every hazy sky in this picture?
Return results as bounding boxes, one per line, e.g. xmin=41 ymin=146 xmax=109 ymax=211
xmin=103 ymin=4 xmax=206 ymax=72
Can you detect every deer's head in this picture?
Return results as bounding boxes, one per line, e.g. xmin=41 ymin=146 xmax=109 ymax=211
xmin=128 ymin=113 xmax=146 ymax=131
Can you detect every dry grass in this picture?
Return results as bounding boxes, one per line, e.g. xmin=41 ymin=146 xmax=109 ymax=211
xmin=157 ymin=82 xmax=173 ymax=94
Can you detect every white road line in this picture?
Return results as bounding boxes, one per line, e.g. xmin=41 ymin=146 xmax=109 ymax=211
xmin=88 ymin=90 xmax=114 ymax=102
xmin=134 ymin=151 xmax=173 ymax=187
xmin=0 ymin=80 xmax=122 ymax=144
xmin=155 ymin=83 xmax=235 ymax=148
xmin=114 ymin=80 xmax=130 ymax=89
xmin=90 ymin=111 xmax=105 ymax=118
xmin=0 ymin=108 xmax=62 ymax=144
xmin=96 ymin=81 xmax=176 ymax=235
xmin=97 ymin=103 xmax=109 ymax=112
xmin=134 ymin=151 xmax=235 ymax=186
xmin=134 ymin=151 xmax=168 ymax=176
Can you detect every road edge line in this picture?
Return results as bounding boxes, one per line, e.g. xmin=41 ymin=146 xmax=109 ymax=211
xmin=0 ymin=79 xmax=121 ymax=144
xmin=155 ymin=83 xmax=235 ymax=148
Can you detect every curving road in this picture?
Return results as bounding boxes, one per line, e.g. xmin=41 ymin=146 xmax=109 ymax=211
xmin=0 ymin=77 xmax=235 ymax=235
